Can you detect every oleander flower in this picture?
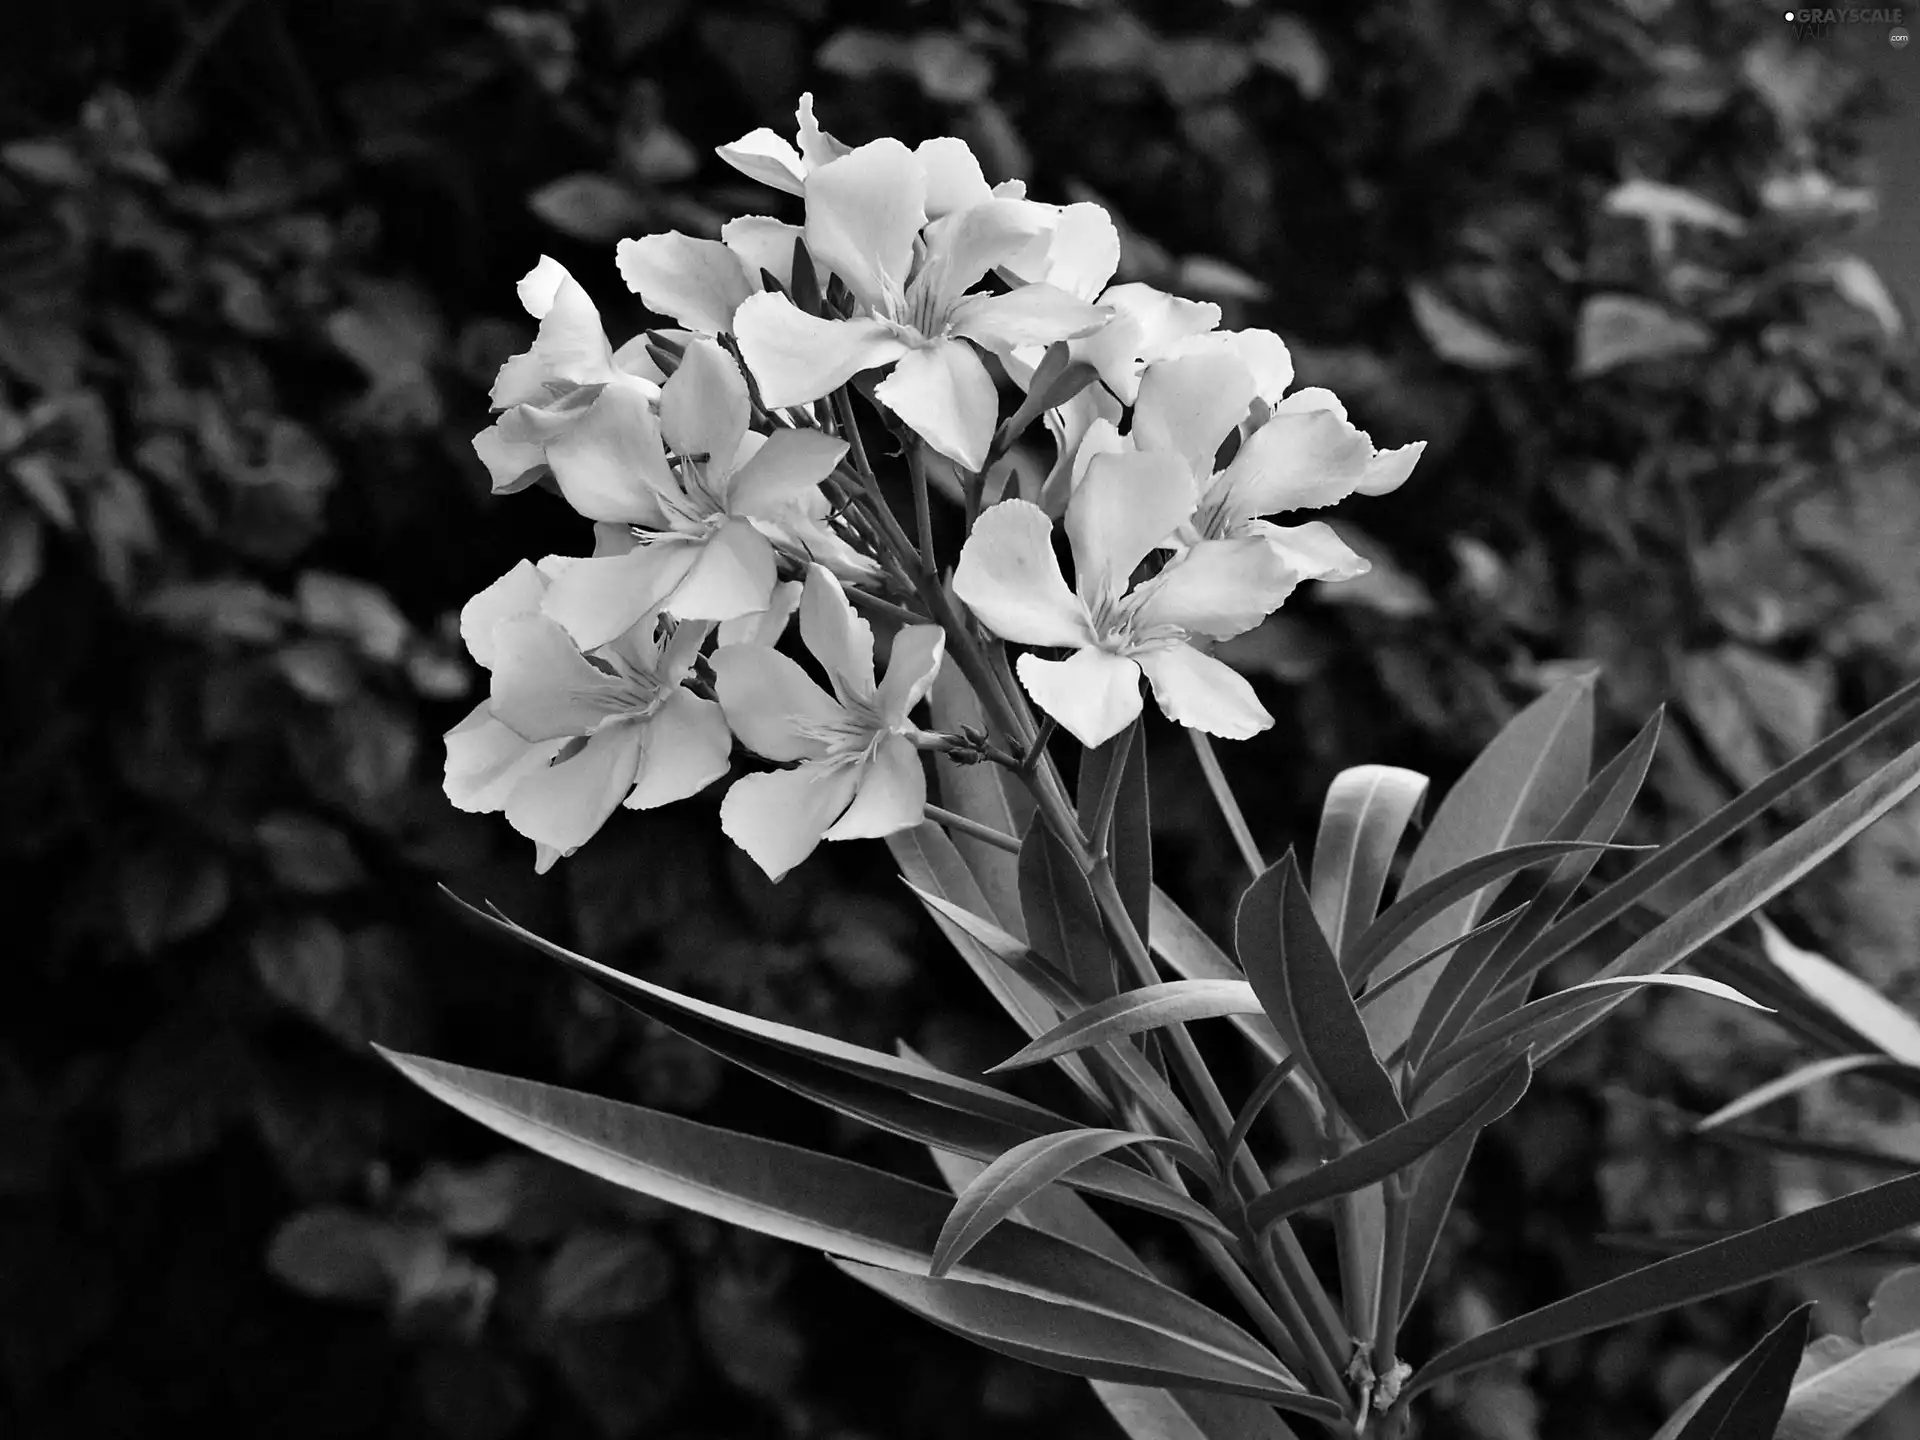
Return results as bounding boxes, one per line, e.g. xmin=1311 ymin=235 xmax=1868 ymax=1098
xmin=537 ymin=337 xmax=854 ymax=650
xmin=615 ymin=216 xmax=804 ymax=336
xmin=444 ymin=560 xmax=733 ymax=873
xmin=952 ymin=455 xmax=1296 ymax=748
xmin=714 ymin=91 xmax=851 ymax=196
xmin=732 ymin=139 xmax=1111 ymax=471
xmin=712 ymin=566 xmax=945 ymax=881
xmin=471 ymin=257 xmax=672 ymax=503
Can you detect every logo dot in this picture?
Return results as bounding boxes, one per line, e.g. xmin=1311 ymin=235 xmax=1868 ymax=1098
xmin=1784 ymin=9 xmax=1794 ymax=18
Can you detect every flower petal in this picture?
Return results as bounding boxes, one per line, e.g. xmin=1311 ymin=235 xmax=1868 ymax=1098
xmin=733 ymin=293 xmax=911 ymax=409
xmin=616 ymin=232 xmax=754 ymax=334
xmin=917 ymin=199 xmax=1051 ymax=306
xmin=948 ymin=284 xmax=1111 ymax=353
xmin=1003 ymin=202 xmax=1120 ymax=303
xmin=472 ymin=413 xmax=551 ymax=494
xmin=546 ymin=377 xmax=677 ymax=526
xmin=824 ymin=733 xmax=926 ymax=840
xmin=717 ymin=578 xmax=803 ymax=648
xmin=798 ymin=565 xmax=877 ymax=705
xmin=667 ymin=518 xmax=778 ymax=622
xmin=1166 ymin=327 xmax=1295 ymax=405
xmin=1131 ymin=352 xmax=1258 ymax=482
xmin=460 ymin=560 xmax=550 ymax=668
xmin=660 ymin=338 xmax=750 ymax=472
xmin=916 ymin=136 xmax=995 ymax=219
xmin=1038 ymin=385 xmax=1125 ymax=517
xmin=625 ymin=690 xmax=734 ymax=810
xmin=1015 ymin=648 xmax=1143 ymax=749
xmin=1129 ymin=537 xmax=1299 ymax=640
xmin=1214 ymin=408 xmax=1378 ymax=518
xmin=722 ymin=760 xmax=864 ymax=880
xmin=876 ymin=625 xmax=946 ymax=724
xmin=715 ymin=128 xmax=807 ymax=194
xmin=722 ymin=216 xmax=803 ymax=292
xmin=505 ymin=726 xmax=647 ymax=866
xmin=1064 ymin=450 xmax=1195 ymax=604
xmin=492 ymin=258 xmax=614 ymax=406
xmin=710 ymin=644 xmax=845 ymax=762
xmin=872 ymin=339 xmax=1001 ymax=471
xmin=725 ymin=427 xmax=849 ymax=519
xmin=489 ymin=614 xmax=636 ymax=740
xmin=444 ymin=702 xmax=567 ymax=813
xmin=540 ymin=541 xmax=703 ymax=652
xmin=1247 ymin=519 xmax=1370 ymax=582
xmin=804 ymin=138 xmax=926 ymax=310
xmin=952 ymin=499 xmax=1092 ymax=648
xmin=1357 ymin=440 xmax=1425 ymax=497
xmin=1136 ymin=644 xmax=1273 ymax=739
xmin=794 ymin=92 xmax=850 ymax=170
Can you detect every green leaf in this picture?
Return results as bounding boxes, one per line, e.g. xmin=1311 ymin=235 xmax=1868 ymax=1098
xmin=1755 ymin=916 xmax=1920 ymax=1065
xmin=1238 ymin=852 xmax=1406 ymax=1138
xmin=1149 ymin=887 xmax=1291 ymax=1068
xmin=1246 ymin=1055 xmax=1532 ymax=1231
xmin=380 ymin=1050 xmax=1269 ymax=1348
xmin=1405 ymin=1168 xmax=1920 ymax=1399
xmin=933 ymin=1129 xmax=1208 ymax=1277
xmin=1658 ymin=1304 xmax=1812 ymax=1440
xmin=1514 ymin=673 xmax=1920 ymax=986
xmin=927 ymin=667 xmax=1028 ymax=938
xmin=1080 ymin=726 xmax=1152 ymax=947
xmin=830 ymin=1261 xmax=1342 ymax=1415
xmin=991 ymin=981 xmax=1265 ymax=1072
xmin=1362 ymin=674 xmax=1595 ymax=1057
xmin=1697 ymin=1055 xmax=1911 ymax=1132
xmin=1309 ymin=765 xmax=1430 ymax=966
xmin=1779 ymin=1327 xmax=1920 ymax=1439
xmin=1394 ymin=1124 xmax=1479 ymax=1326
xmin=456 ymin=895 xmax=1206 ymax=1225
xmin=1344 ymin=841 xmax=1639 ymax=990
xmin=1418 ymin=974 xmax=1767 ymax=1094
xmin=1525 ymin=737 xmax=1920 ymax=1069
xmin=1022 ymin=813 xmax=1117 ymax=1000
xmin=1405 ymin=711 xmax=1664 ymax=1068
xmin=1092 ymin=1383 xmax=1303 ymax=1440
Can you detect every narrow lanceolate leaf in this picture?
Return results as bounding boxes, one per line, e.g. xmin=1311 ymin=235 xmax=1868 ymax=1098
xmin=1395 ymin=1123 xmax=1479 ymax=1326
xmin=1238 ymin=853 xmax=1406 ymax=1138
xmin=1527 ymin=738 xmax=1920 ymax=1069
xmin=1777 ymin=1326 xmax=1920 ymax=1440
xmin=459 ymin=895 xmax=1204 ymax=1222
xmin=1657 ymin=1305 xmax=1812 ymax=1440
xmin=1080 ymin=725 xmax=1152 ymax=946
xmin=1755 ymin=916 xmax=1920 ymax=1065
xmin=1344 ymin=841 xmax=1640 ymax=988
xmin=1697 ymin=1055 xmax=1911 ymax=1132
xmin=1405 ymin=711 xmax=1664 ymax=1068
xmin=928 ymin=665 xmax=1028 ymax=939
xmin=933 ymin=1130 xmax=1205 ymax=1277
xmin=1515 ymin=672 xmax=1920 ymax=986
xmin=1150 ymin=887 xmax=1290 ymax=1068
xmin=992 ymin=981 xmax=1265 ymax=1072
xmin=1362 ymin=674 xmax=1596 ymax=1058
xmin=832 ymin=1261 xmax=1344 ymax=1417
xmin=1022 ymin=813 xmax=1117 ymax=1000
xmin=380 ymin=1051 xmax=1279 ymax=1369
xmin=1246 ymin=1055 xmax=1533 ymax=1231
xmin=1417 ymin=975 xmax=1766 ymax=1094
xmin=1093 ymin=1383 xmax=1302 ymax=1440
xmin=1309 ymin=765 xmax=1430 ymax=966
xmin=1405 ymin=1168 xmax=1920 ymax=1400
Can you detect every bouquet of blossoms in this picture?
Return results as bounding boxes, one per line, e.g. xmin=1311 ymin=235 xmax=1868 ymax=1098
xmin=394 ymin=97 xmax=1920 ymax=1439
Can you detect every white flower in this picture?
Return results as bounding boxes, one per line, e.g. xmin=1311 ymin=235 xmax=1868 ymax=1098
xmin=615 ymin=216 xmax=806 ymax=336
xmin=444 ymin=561 xmax=733 ymax=873
xmin=712 ymin=566 xmax=945 ymax=881
xmin=952 ymin=455 xmax=1296 ymax=748
xmin=536 ymin=338 xmax=855 ymax=650
xmin=732 ymin=139 xmax=1110 ymax=471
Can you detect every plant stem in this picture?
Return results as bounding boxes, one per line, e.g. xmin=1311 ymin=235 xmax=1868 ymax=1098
xmin=1373 ymin=1180 xmax=1410 ymax=1379
xmin=843 ymin=587 xmax=928 ymax=629
xmin=1245 ymin=1221 xmax=1352 ymax=1410
xmin=907 ymin=443 xmax=938 ymax=572
xmin=923 ymin=805 xmax=1021 ymax=854
xmin=1189 ymin=728 xmax=1265 ymax=880
xmin=1087 ymin=722 xmax=1136 ymax=862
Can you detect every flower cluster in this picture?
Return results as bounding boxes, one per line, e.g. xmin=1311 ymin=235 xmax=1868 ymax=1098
xmin=450 ymin=95 xmax=1420 ymax=876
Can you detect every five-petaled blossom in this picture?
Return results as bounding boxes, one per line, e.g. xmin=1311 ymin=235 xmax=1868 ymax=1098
xmin=952 ymin=454 xmax=1298 ymax=749
xmin=712 ymin=566 xmax=945 ymax=882
xmin=733 ymin=139 xmax=1111 ymax=472
xmin=537 ymin=336 xmax=861 ymax=652
xmin=444 ymin=560 xmax=733 ymax=873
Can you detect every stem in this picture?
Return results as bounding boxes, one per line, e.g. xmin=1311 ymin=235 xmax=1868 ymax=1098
xmin=1373 ymin=1180 xmax=1410 ymax=1379
xmin=1247 ymin=1222 xmax=1351 ymax=1409
xmin=907 ymin=443 xmax=938 ymax=573
xmin=843 ymin=587 xmax=927 ymax=629
xmin=923 ymin=805 xmax=1021 ymax=855
xmin=1086 ymin=722 xmax=1137 ymax=862
xmin=1226 ymin=1056 xmax=1300 ymax=1163
xmin=1189 ymin=729 xmax=1264 ymax=880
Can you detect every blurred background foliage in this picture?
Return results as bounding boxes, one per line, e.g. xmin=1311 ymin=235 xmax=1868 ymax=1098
xmin=2 ymin=1 xmax=1918 ymax=1436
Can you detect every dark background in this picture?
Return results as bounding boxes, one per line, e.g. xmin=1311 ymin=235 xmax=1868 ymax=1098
xmin=3 ymin=2 xmax=1918 ymax=1437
